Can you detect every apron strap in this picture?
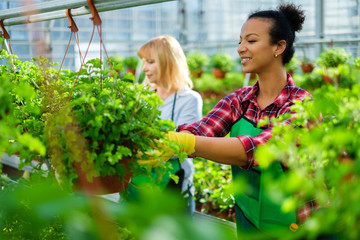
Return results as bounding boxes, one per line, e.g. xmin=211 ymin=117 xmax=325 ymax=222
xmin=171 ymin=92 xmax=177 ymax=122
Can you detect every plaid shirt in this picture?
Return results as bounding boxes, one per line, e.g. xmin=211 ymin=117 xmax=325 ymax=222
xmin=178 ymin=74 xmax=315 ymax=223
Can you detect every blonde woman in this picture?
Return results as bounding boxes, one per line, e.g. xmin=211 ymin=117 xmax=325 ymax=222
xmin=128 ymin=35 xmax=203 ymax=213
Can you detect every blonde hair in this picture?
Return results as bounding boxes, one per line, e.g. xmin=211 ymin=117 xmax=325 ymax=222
xmin=137 ymin=35 xmax=192 ymax=92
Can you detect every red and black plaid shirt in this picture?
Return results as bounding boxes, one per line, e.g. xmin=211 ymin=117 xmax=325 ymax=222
xmin=178 ymin=74 xmax=316 ymax=223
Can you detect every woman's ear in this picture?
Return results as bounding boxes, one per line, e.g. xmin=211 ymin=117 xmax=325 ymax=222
xmin=275 ymin=40 xmax=287 ymax=56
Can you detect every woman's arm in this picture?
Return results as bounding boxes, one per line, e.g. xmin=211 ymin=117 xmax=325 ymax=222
xmin=193 ymin=135 xmax=248 ymax=167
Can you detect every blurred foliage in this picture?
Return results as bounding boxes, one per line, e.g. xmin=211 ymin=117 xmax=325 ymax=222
xmin=186 ymin=51 xmax=210 ymax=72
xmin=209 ymin=53 xmax=235 ymax=73
xmin=0 ymin=173 xmax=236 ymax=240
xmin=193 ymin=72 xmax=244 ymax=100
xmin=354 ymin=57 xmax=360 ymax=70
xmin=255 ymin=82 xmax=360 ymax=239
xmin=285 ymin=54 xmax=300 ymax=73
xmin=193 ymin=158 xmax=235 ymax=220
xmin=0 ymin=49 xmax=46 ymax=175
xmin=317 ymin=47 xmax=351 ymax=68
xmin=123 ymin=56 xmax=139 ymax=70
xmin=108 ymin=56 xmax=125 ymax=69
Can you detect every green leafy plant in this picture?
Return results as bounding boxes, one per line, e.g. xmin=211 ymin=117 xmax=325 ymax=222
xmin=301 ymin=56 xmax=311 ymax=65
xmin=193 ymin=158 xmax=235 ymax=221
xmin=293 ymin=73 xmax=323 ymax=92
xmin=123 ymin=56 xmax=138 ymax=70
xmin=254 ymin=82 xmax=360 ymax=238
xmin=353 ymin=57 xmax=360 ymax=70
xmin=210 ymin=53 xmax=234 ymax=73
xmin=186 ymin=51 xmax=209 ymax=78
xmin=317 ymin=47 xmax=351 ymax=68
xmin=0 ymin=51 xmax=46 ymax=168
xmin=193 ymin=72 xmax=244 ymax=101
xmin=108 ymin=55 xmax=124 ymax=66
xmin=108 ymin=55 xmax=125 ymax=72
xmin=4 ymin=51 xmax=179 ymax=193
xmin=314 ymin=47 xmax=352 ymax=87
xmin=123 ymin=56 xmax=139 ymax=76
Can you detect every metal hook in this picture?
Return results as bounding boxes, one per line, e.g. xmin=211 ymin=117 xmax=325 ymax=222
xmin=86 ymin=0 xmax=102 ymax=26
xmin=66 ymin=9 xmax=79 ymax=33
xmin=0 ymin=19 xmax=10 ymax=39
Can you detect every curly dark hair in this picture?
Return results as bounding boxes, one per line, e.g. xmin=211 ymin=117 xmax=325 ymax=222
xmin=248 ymin=3 xmax=305 ymax=64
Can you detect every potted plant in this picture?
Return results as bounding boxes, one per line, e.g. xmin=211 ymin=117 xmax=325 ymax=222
xmin=300 ymin=56 xmax=314 ymax=73
xmin=210 ymin=53 xmax=234 ymax=79
xmin=123 ymin=56 xmax=139 ymax=75
xmin=316 ymin=47 xmax=351 ymax=85
xmin=8 ymin=54 xmax=178 ymax=195
xmin=300 ymin=47 xmax=314 ymax=74
xmin=186 ymin=51 xmax=209 ymax=78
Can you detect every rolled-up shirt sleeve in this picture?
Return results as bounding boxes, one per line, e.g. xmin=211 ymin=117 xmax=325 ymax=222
xmin=237 ymin=110 xmax=294 ymax=168
xmin=178 ymin=93 xmax=242 ymax=137
xmin=237 ymin=127 xmax=273 ymax=168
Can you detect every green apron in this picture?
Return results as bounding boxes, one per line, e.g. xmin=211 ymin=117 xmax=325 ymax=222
xmin=127 ymin=158 xmax=182 ymax=201
xmin=230 ymin=113 xmax=297 ymax=236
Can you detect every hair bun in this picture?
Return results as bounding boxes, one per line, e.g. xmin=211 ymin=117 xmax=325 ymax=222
xmin=278 ymin=3 xmax=305 ymax=32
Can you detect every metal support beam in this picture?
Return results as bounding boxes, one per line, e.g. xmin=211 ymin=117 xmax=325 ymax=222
xmin=0 ymin=0 xmax=118 ymax=20
xmin=182 ymin=38 xmax=360 ymax=52
xmin=178 ymin=0 xmax=187 ymax=45
xmin=295 ymin=38 xmax=360 ymax=45
xmin=0 ymin=0 xmax=175 ymax=26
xmin=314 ymin=0 xmax=324 ymax=55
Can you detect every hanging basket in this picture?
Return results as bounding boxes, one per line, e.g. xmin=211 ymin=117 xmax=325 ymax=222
xmin=73 ymin=158 xmax=133 ymax=195
xmin=301 ymin=63 xmax=314 ymax=73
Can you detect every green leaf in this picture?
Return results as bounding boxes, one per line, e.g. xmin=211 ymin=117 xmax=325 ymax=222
xmin=17 ymin=133 xmax=46 ymax=156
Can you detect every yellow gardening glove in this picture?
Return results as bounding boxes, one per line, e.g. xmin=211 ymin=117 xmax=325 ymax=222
xmin=137 ymin=131 xmax=195 ymax=167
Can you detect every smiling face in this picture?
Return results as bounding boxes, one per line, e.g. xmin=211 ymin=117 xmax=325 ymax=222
xmin=141 ymin=49 xmax=159 ymax=84
xmin=237 ymin=18 xmax=278 ymax=74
